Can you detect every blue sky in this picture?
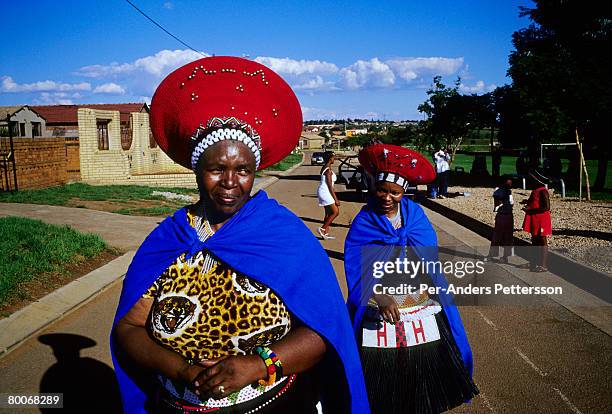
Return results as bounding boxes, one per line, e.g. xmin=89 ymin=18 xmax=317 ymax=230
xmin=0 ymin=0 xmax=531 ymax=120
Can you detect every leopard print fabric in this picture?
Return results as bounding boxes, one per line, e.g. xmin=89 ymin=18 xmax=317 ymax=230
xmin=143 ymin=210 xmax=291 ymax=362
xmin=141 ymin=209 xmax=293 ymax=407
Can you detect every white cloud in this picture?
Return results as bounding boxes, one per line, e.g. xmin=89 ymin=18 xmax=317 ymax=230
xmin=458 ymin=80 xmax=496 ymax=94
xmin=33 ymin=92 xmax=74 ymax=105
xmin=293 ymin=76 xmax=337 ymax=92
xmin=386 ymin=57 xmax=464 ymax=81
xmin=339 ymin=58 xmax=395 ymax=90
xmin=93 ymin=82 xmax=126 ymax=94
xmin=138 ymin=96 xmax=152 ymax=105
xmin=255 ymin=57 xmax=338 ymax=76
xmin=75 ymin=49 xmax=206 ymax=78
xmin=69 ymin=51 xmax=470 ymax=96
xmin=1 ymin=76 xmax=90 ymax=93
xmin=163 ymin=2 xmax=174 ymax=9
xmin=2 ymin=50 xmax=479 ymax=110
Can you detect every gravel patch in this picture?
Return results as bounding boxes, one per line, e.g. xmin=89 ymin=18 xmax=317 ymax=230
xmin=152 ymin=191 xmax=196 ymax=203
xmin=431 ymin=186 xmax=612 ymax=274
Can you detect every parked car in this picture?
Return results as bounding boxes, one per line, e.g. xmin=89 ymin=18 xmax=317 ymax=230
xmin=311 ymin=152 xmax=326 ymax=165
xmin=337 ymin=155 xmax=417 ymax=195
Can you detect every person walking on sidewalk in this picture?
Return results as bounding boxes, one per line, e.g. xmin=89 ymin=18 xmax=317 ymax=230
xmin=111 ymin=56 xmax=368 ymax=414
xmin=433 ymin=147 xmax=451 ymax=198
xmin=317 ymin=151 xmax=340 ymax=240
xmin=485 ymin=178 xmax=514 ymax=263
xmin=521 ymin=171 xmax=552 ymax=272
xmin=345 ymin=144 xmax=478 ymax=414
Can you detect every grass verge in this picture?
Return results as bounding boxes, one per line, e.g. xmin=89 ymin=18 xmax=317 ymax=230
xmin=0 ymin=183 xmax=196 ymax=206
xmin=115 ymin=206 xmax=179 ymax=216
xmin=0 ymin=216 xmax=109 ymax=307
xmin=264 ymin=153 xmax=303 ymax=171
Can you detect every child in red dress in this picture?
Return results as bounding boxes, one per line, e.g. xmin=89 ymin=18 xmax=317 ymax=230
xmin=521 ymin=172 xmax=552 ymax=272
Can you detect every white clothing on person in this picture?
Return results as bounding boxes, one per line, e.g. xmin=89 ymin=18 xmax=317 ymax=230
xmin=317 ymin=167 xmax=337 ymax=206
xmin=434 ymin=150 xmax=450 ymax=173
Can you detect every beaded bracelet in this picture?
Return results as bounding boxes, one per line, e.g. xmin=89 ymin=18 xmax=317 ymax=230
xmin=254 ymin=346 xmax=283 ymax=386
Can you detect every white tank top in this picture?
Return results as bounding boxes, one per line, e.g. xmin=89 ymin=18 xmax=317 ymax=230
xmin=320 ymin=167 xmax=336 ymax=186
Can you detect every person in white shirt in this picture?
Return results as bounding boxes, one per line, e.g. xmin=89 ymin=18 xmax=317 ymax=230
xmin=434 ymin=148 xmax=451 ymax=198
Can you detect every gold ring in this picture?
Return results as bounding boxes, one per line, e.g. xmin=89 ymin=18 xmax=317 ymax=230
xmin=217 ymin=385 xmax=225 ymax=395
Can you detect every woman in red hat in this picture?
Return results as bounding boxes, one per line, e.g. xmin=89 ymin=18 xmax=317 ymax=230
xmin=111 ymin=57 xmax=368 ymax=414
xmin=345 ymin=144 xmax=478 ymax=413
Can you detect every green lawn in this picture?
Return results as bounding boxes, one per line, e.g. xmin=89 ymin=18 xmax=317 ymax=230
xmin=264 ymin=152 xmax=303 ymax=171
xmin=0 ymin=216 xmax=107 ymax=304
xmin=451 ymin=154 xmax=611 ymax=189
xmin=0 ymin=183 xmax=196 ymax=206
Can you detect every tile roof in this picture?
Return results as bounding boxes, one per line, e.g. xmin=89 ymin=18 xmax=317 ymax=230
xmin=31 ymin=103 xmax=148 ymax=124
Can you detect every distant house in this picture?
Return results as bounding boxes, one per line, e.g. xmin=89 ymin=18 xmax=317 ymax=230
xmin=32 ymin=103 xmax=149 ymax=148
xmin=299 ymin=133 xmax=326 ymax=150
xmin=0 ymin=105 xmax=48 ymax=138
xmin=0 ymin=103 xmax=196 ymax=190
xmin=346 ymin=128 xmax=368 ymax=137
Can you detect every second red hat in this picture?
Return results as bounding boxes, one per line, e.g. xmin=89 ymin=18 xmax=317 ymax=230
xmin=358 ymin=144 xmax=436 ymax=189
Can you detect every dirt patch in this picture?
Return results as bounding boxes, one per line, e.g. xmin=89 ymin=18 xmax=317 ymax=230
xmin=65 ymin=198 xmax=189 ymax=216
xmin=432 ymin=186 xmax=612 ymax=273
xmin=0 ymin=249 xmax=122 ymax=317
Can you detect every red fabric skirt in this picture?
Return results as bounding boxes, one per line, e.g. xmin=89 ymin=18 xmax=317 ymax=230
xmin=522 ymin=211 xmax=552 ymax=236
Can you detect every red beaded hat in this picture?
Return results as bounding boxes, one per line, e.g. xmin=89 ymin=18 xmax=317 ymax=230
xmin=358 ymin=144 xmax=436 ymax=189
xmin=150 ymin=56 xmax=303 ymax=170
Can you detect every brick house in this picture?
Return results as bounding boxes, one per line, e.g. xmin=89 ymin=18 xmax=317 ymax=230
xmin=0 ymin=105 xmax=48 ymax=138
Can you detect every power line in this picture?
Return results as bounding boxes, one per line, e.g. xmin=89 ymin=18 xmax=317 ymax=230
xmin=124 ymin=0 xmax=206 ymax=57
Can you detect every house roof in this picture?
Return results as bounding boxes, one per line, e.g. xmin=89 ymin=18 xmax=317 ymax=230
xmin=31 ymin=103 xmax=149 ymax=124
xmin=0 ymin=105 xmax=47 ymax=121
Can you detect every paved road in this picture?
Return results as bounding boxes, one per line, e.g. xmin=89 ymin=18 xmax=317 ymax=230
xmin=0 ymin=161 xmax=610 ymax=413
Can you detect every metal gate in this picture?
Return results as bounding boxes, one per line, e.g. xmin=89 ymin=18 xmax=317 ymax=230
xmin=0 ymin=116 xmax=18 ymax=192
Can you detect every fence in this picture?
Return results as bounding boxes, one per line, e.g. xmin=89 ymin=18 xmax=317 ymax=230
xmin=4 ymin=137 xmax=69 ymax=190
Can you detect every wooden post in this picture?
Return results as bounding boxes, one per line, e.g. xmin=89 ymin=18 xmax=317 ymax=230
xmin=575 ymin=128 xmax=591 ymax=201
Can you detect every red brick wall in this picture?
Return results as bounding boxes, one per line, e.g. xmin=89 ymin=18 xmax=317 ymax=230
xmin=11 ymin=138 xmax=68 ymax=189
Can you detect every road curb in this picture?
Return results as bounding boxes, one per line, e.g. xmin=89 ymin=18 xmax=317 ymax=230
xmin=0 ymin=251 xmax=135 ymax=358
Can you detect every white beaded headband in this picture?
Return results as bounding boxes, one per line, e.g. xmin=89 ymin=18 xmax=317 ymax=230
xmin=376 ymin=172 xmax=410 ymax=191
xmin=190 ymin=118 xmax=261 ymax=171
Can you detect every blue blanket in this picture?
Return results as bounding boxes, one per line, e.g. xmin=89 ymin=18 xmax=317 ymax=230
xmin=111 ymin=191 xmax=369 ymax=413
xmin=344 ymin=197 xmax=473 ymax=376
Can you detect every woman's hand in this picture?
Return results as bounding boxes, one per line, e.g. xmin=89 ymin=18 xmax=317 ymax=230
xmin=191 ymin=355 xmax=266 ymax=399
xmin=373 ymin=294 xmax=400 ymax=324
xmin=335 ymin=200 xmax=341 ymax=207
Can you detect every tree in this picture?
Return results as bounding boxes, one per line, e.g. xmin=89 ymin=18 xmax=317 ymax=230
xmin=417 ymin=76 xmax=484 ymax=163
xmin=508 ymin=0 xmax=611 ymax=189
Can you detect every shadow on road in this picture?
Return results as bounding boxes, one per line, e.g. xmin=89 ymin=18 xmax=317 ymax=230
xmin=335 ymin=191 xmax=367 ymax=203
xmin=553 ymin=229 xmax=612 ymax=242
xmin=299 ymin=216 xmax=351 ymax=229
xmin=38 ymin=333 xmax=122 ymax=413
xmin=324 ymin=249 xmax=345 ymax=261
